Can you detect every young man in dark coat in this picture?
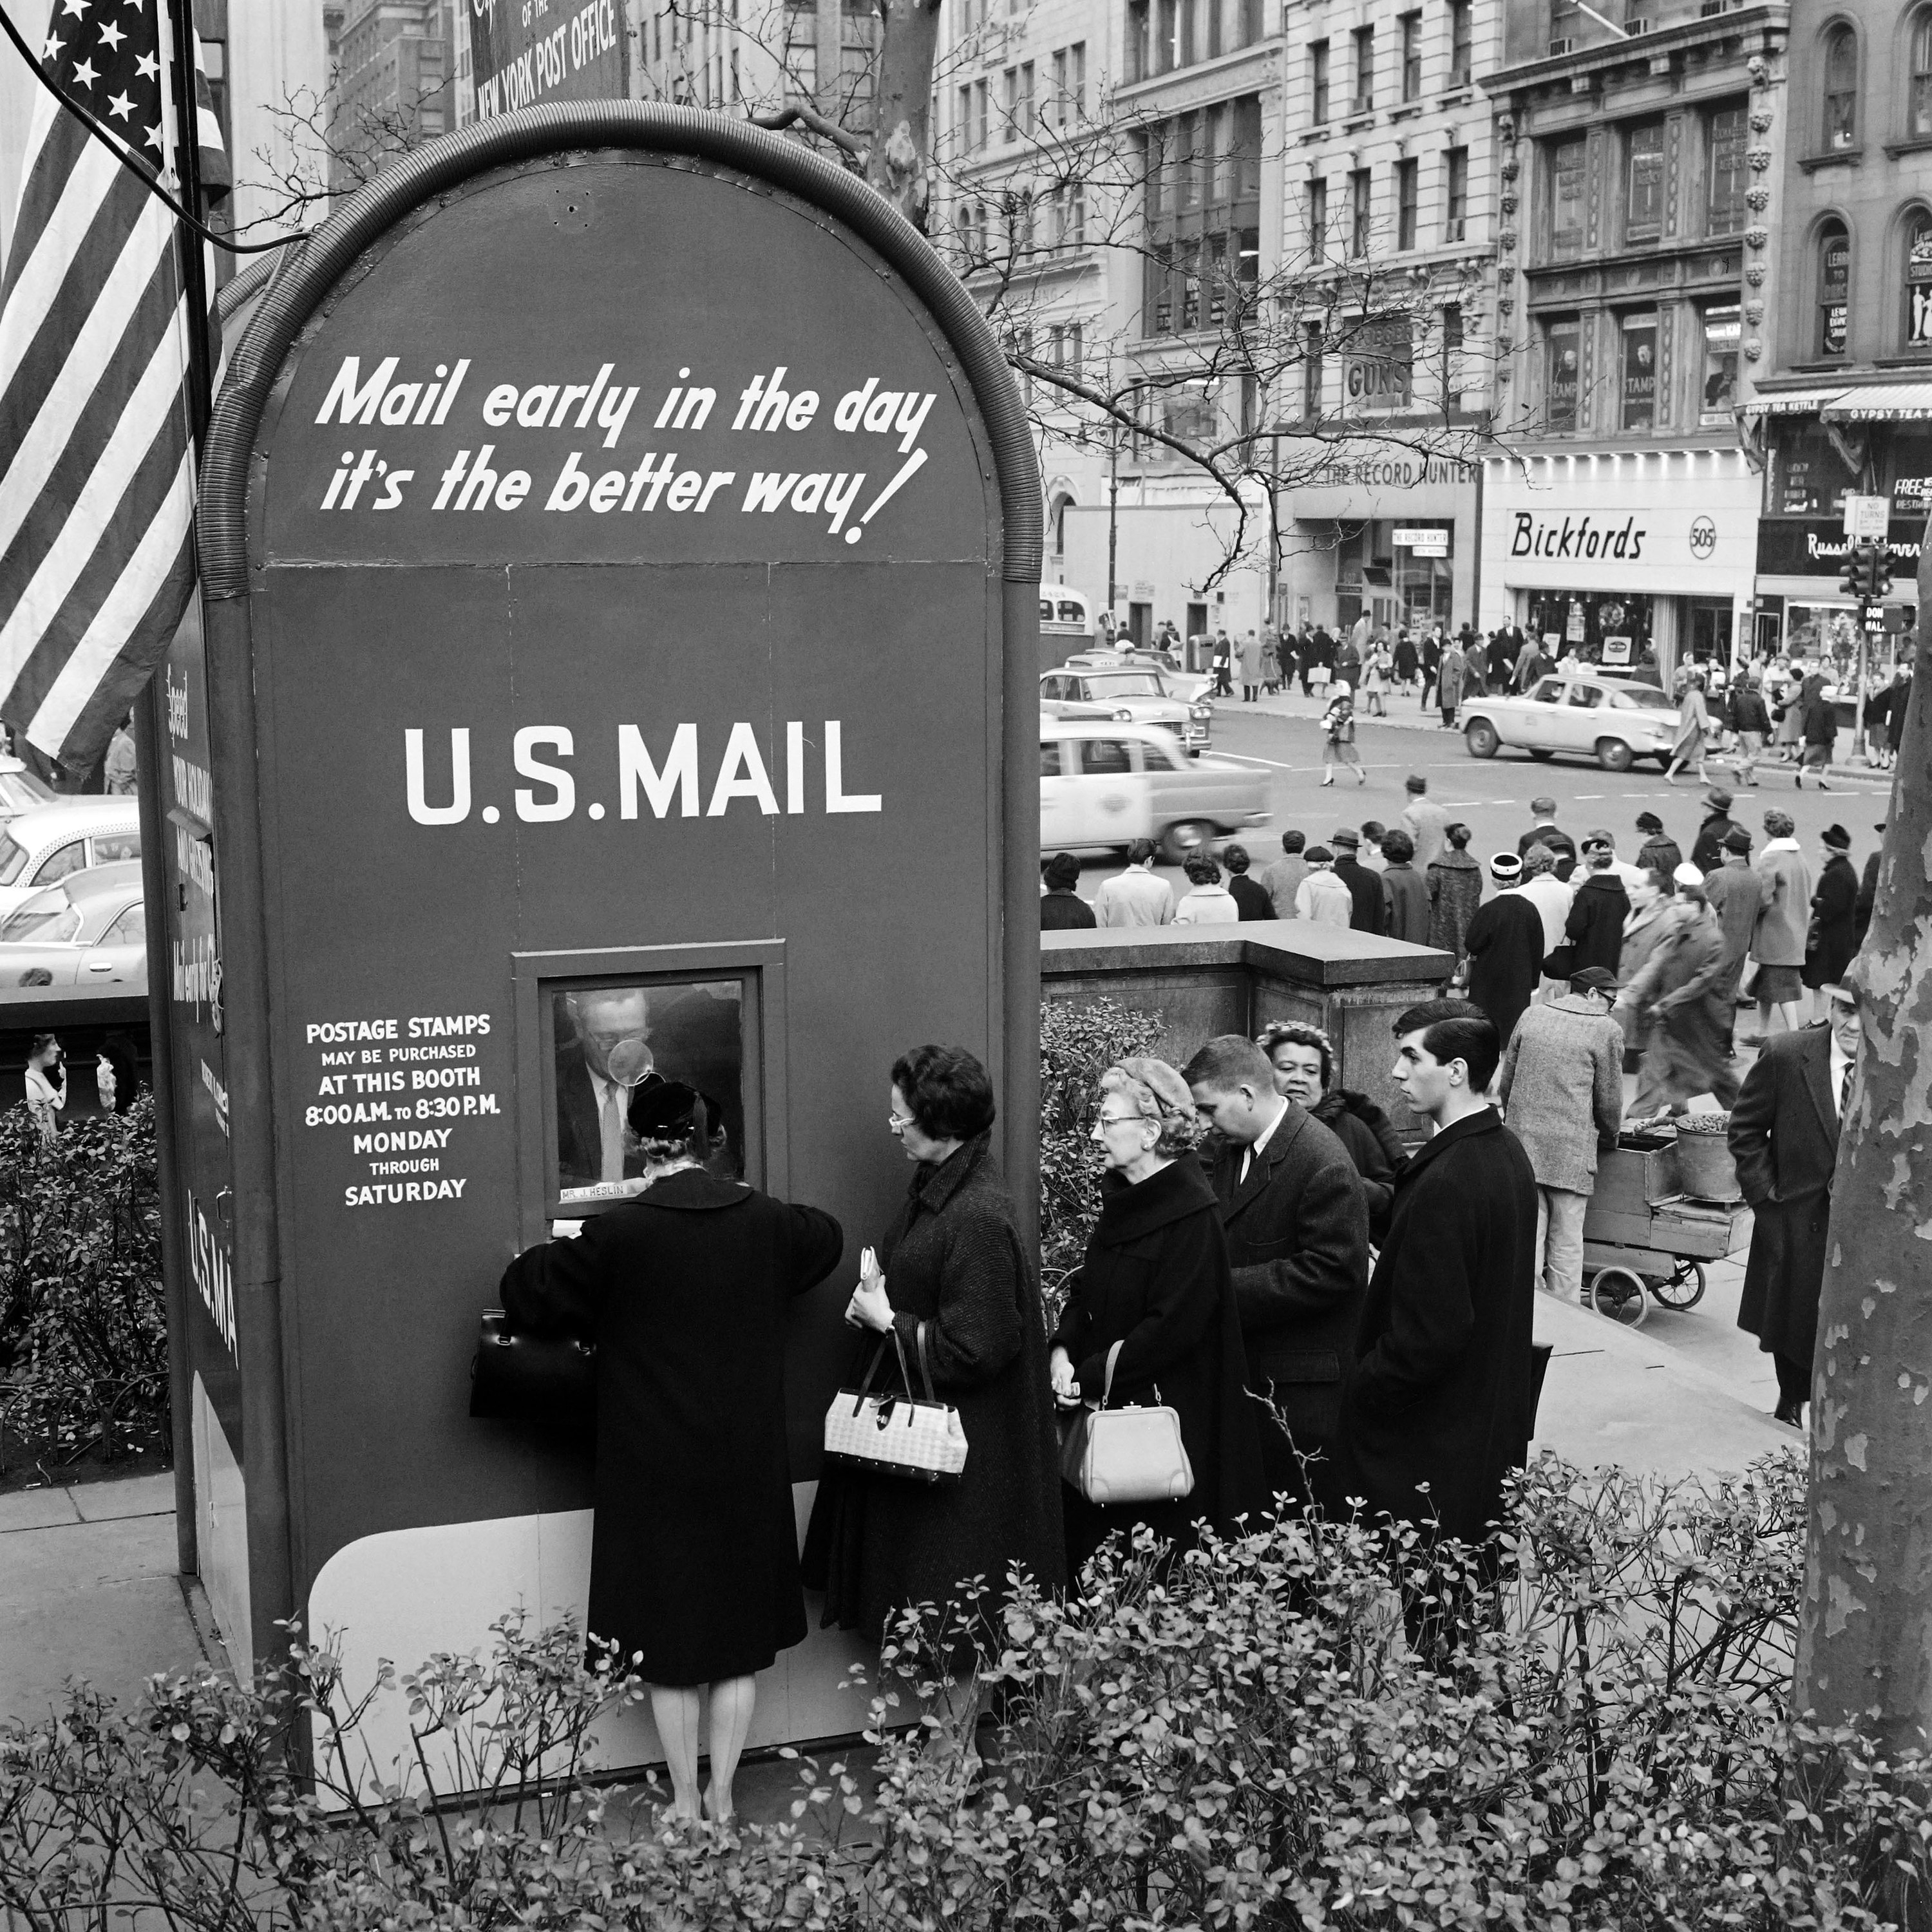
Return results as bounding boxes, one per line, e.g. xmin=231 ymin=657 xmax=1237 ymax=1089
xmin=1548 ymin=833 xmax=1629 ymax=977
xmin=1730 ymin=987 xmax=1859 ymax=1426
xmin=1330 ymin=827 xmax=1383 ymax=932
xmin=1689 ymin=786 xmax=1739 ymax=873
xmin=1039 ymin=851 xmax=1097 ymax=929
xmin=1462 ymin=852 xmax=1544 ymax=1047
xmin=1801 ymin=824 xmax=1859 ymax=1007
xmin=1222 ymin=843 xmax=1275 ymax=921
xmin=1343 ymin=1001 xmax=1537 ymax=1563
xmin=1184 ymin=1036 xmax=1370 ymax=1515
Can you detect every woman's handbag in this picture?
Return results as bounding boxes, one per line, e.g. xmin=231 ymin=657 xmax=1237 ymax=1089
xmin=469 ymin=1309 xmax=596 ymax=1434
xmin=1059 ymin=1341 xmax=1195 ymax=1506
xmin=822 ymin=1324 xmax=968 ymax=1484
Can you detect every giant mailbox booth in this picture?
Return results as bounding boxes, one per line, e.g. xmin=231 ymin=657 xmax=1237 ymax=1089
xmin=162 ymin=106 xmax=1039 ymax=1765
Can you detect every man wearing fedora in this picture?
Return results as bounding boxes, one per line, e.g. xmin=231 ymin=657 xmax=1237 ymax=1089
xmin=1803 ymin=824 xmax=1860 ymax=1018
xmin=1689 ymin=786 xmax=1740 ymax=874
xmin=1730 ymin=983 xmax=1861 ymax=1427
xmin=1329 ymin=828 xmax=1383 ymax=934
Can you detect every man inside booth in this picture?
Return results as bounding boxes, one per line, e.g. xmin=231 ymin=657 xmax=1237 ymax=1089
xmin=554 ymin=983 xmax=744 ymax=1195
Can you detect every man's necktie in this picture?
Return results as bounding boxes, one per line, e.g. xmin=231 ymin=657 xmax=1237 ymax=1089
xmin=600 ymin=1082 xmax=625 ymax=1184
xmin=1841 ymin=1061 xmax=1853 ymax=1120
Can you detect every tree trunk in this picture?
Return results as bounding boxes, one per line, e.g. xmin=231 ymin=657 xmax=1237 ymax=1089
xmin=864 ymin=0 xmax=940 ymax=232
xmin=1793 ymin=522 xmax=1932 ymax=1754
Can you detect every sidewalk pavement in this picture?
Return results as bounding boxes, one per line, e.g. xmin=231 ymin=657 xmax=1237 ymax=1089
xmin=1222 ymin=683 xmax=1889 ymax=785
xmin=1 ymin=1303 xmax=1791 ymax=1732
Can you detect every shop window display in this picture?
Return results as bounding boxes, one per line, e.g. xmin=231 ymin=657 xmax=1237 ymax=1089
xmin=1700 ymin=304 xmax=1740 ymax=422
xmin=1546 ymin=317 xmax=1581 ymax=431
xmin=1905 ymin=213 xmax=1932 ymax=353
xmin=1620 ymin=312 xmax=1658 ymax=431
xmin=1817 ymin=222 xmax=1850 ymax=356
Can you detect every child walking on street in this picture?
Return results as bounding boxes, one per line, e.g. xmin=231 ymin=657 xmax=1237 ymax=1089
xmin=1321 ymin=690 xmax=1367 ymax=786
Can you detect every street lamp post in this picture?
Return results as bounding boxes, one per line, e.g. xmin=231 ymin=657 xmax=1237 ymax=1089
xmin=1106 ymin=433 xmax=1119 ymax=620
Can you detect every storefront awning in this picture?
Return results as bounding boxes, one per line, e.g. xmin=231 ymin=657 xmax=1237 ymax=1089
xmin=1738 ymin=386 xmax=1850 ymax=415
xmin=1821 ymin=381 xmax=1932 ymax=420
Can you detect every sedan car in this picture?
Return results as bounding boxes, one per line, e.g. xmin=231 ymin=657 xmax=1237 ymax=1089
xmin=1039 ymin=667 xmax=1215 ymax=750
xmin=1041 ymin=717 xmax=1269 ymax=861
xmin=0 ymin=861 xmax=145 ymax=992
xmin=0 ymin=799 xmax=142 ymax=917
xmin=1061 ymin=648 xmax=1216 ymax=705
xmin=1458 ymin=673 xmax=1682 ymax=772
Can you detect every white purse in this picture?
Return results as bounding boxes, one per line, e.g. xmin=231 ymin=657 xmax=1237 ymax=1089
xmin=822 ymin=1324 xmax=968 ymax=1485
xmin=1060 ymin=1341 xmax=1195 ymax=1506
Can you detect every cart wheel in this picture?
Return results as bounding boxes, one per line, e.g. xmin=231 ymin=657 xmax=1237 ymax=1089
xmin=1649 ymin=1260 xmax=1707 ymax=1312
xmin=1589 ymin=1266 xmax=1649 ymax=1328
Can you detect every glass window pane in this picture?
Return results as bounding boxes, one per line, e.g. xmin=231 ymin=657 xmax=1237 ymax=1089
xmin=1551 ymin=138 xmax=1586 ymax=256
xmin=1546 ymin=318 xmax=1581 ymax=430
xmin=1701 ymin=303 xmax=1740 ymax=421
xmin=1080 ymin=739 xmax=1133 ymax=775
xmin=31 ymin=839 xmax=86 ymax=886
xmin=1620 ymin=312 xmax=1658 ymax=430
xmin=1820 ymin=225 xmax=1850 ymax=355
xmin=90 ymin=830 xmax=141 ymax=864
xmin=1907 ymin=217 xmax=1932 ymax=351
xmin=1707 ymin=105 xmax=1747 ymax=236
xmin=101 ymin=904 xmax=146 ymax=945
xmin=1825 ymin=29 xmax=1857 ymax=149
xmin=1041 ymin=741 xmax=1065 ymax=777
xmin=1625 ymin=124 xmax=1664 ymax=243
xmin=0 ymin=891 xmax=80 ymax=943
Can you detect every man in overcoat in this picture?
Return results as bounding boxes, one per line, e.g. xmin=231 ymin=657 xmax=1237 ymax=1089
xmin=1730 ymin=986 xmax=1859 ymax=1427
xmin=1184 ymin=1036 xmax=1370 ymax=1514
xmin=1343 ymin=1000 xmax=1537 ymax=1561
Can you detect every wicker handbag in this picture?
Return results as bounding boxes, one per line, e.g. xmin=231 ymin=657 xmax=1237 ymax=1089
xmin=822 ymin=1324 xmax=968 ymax=1484
xmin=1060 ymin=1341 xmax=1195 ymax=1506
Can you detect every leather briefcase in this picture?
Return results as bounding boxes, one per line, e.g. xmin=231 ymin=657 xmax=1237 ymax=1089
xmin=469 ymin=1308 xmax=596 ymax=1434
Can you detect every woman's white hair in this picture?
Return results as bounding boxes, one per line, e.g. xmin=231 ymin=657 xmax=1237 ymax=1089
xmin=1099 ymin=1058 xmax=1206 ymax=1157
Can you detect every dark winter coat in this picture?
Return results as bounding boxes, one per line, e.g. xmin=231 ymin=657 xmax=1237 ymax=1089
xmin=1309 ymin=1088 xmax=1408 ymax=1238
xmin=1393 ymin=637 xmax=1417 ymax=681
xmin=1802 ymin=852 xmax=1859 ymax=990
xmin=1888 ymin=677 xmax=1911 ymax=752
xmin=1802 ymin=694 xmax=1839 ymax=749
xmin=1517 ymin=822 xmax=1578 ymax=883
xmin=1228 ymin=873 xmax=1274 ymax=922
xmin=1636 ymin=833 xmax=1683 ymax=878
xmin=1054 ymin=1156 xmax=1266 ymax=1574
xmin=1341 ymin=1108 xmax=1539 ymax=1544
xmin=1334 ymin=855 xmax=1384 ymax=933
xmin=1730 ymin=688 xmax=1771 ymax=735
xmin=1203 ymin=1105 xmax=1369 ymax=1513
xmin=500 ymin=1170 xmax=844 ymax=1685
xmin=803 ymin=1135 xmax=1065 ymax=1640
xmin=1463 ymin=890 xmax=1546 ymax=1048
xmin=1732 ymin=1027 xmax=1841 ymax=1370
xmin=1426 ymin=849 xmax=1484 ymax=963
xmin=1040 ymin=890 xmax=1097 ymax=931
xmin=1548 ymin=869 xmax=1630 ymax=978
xmin=1381 ymin=862 xmax=1430 ymax=944
xmin=1855 ymin=849 xmax=1880 ymax=948
xmin=1690 ymin=811 xmax=1739 ymax=875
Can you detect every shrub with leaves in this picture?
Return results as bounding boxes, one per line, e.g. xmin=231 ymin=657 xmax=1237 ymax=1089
xmin=6 ymin=1446 xmax=1929 ymax=1932
xmin=0 ymin=1093 xmax=166 ymax=1473
xmin=1038 ymin=996 xmax=1166 ymax=1312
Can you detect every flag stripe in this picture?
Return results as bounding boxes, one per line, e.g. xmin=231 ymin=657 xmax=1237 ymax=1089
xmin=0 ymin=128 xmax=126 ymax=399
xmin=0 ymin=230 xmax=180 ymax=583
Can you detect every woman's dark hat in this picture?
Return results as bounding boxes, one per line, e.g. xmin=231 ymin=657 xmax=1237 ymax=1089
xmin=627 ymin=1075 xmax=701 ymax=1137
xmin=1822 ymin=824 xmax=1851 ymax=851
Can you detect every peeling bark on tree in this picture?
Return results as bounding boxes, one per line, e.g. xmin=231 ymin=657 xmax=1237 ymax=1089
xmin=1794 ymin=524 xmax=1932 ymax=1755
xmin=863 ymin=0 xmax=940 ymax=231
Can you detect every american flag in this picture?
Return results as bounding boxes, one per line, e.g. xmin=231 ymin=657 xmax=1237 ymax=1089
xmin=0 ymin=0 xmax=229 ymax=771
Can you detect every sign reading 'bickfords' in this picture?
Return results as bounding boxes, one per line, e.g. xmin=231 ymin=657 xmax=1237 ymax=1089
xmin=1510 ymin=511 xmax=1648 ymax=562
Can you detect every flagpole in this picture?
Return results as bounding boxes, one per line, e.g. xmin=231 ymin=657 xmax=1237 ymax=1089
xmin=142 ymin=0 xmax=214 ymax=1580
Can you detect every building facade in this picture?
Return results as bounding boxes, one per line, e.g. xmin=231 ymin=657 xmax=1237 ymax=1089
xmin=1738 ymin=0 xmax=1932 ymax=676
xmin=328 ymin=0 xmax=454 ymax=193
xmin=1481 ymin=0 xmax=1788 ymax=677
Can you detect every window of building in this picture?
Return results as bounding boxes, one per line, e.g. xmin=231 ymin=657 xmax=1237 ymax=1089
xmin=1399 ymin=11 xmax=1422 ymax=99
xmin=1449 ymin=0 xmax=1472 ymax=84
xmin=1345 ymin=314 xmax=1413 ymax=411
xmin=1128 ymin=1 xmax=1150 ymax=80
xmin=1707 ymin=104 xmax=1747 ymax=236
xmin=1906 ymin=211 xmax=1932 ymax=352
xmin=1352 ymin=26 xmax=1374 ymax=112
xmin=1440 ymin=303 xmax=1464 ymax=411
xmin=1824 ymin=25 xmax=1858 ymax=150
xmin=1311 ymin=38 xmax=1330 ymax=122
xmin=1819 ymin=220 xmax=1851 ymax=354
xmin=1700 ymin=302 xmax=1739 ymax=421
xmin=1550 ymin=137 xmax=1586 ymax=256
xmin=1350 ymin=167 xmax=1371 ymax=255
xmin=1396 ymin=157 xmax=1418 ymax=248
xmin=1049 ymin=321 xmax=1083 ymax=376
xmin=1913 ymin=13 xmax=1932 ymax=138
xmin=1308 ymin=176 xmax=1327 ymax=260
xmin=1304 ymin=323 xmax=1325 ymax=418
xmin=1620 ymin=311 xmax=1658 ymax=429
xmin=1625 ymin=122 xmax=1665 ymax=245
xmin=1229 ymin=95 xmax=1262 ymax=196
xmin=1546 ymin=317 xmax=1581 ymax=430
xmin=1142 ymin=96 xmax=1263 ymax=338
xmin=1017 ymin=60 xmax=1034 ymax=133
xmin=1444 ymin=145 xmax=1467 ymax=240
xmin=1050 ymin=182 xmax=1086 ymax=251
xmin=1049 ymin=42 xmax=1084 ymax=126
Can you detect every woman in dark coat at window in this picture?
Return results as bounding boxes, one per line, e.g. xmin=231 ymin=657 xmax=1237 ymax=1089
xmin=803 ymin=1046 xmax=1065 ymax=1650
xmin=500 ymin=1082 xmax=843 ymax=1824
xmin=1050 ymin=1058 xmax=1265 ymax=1577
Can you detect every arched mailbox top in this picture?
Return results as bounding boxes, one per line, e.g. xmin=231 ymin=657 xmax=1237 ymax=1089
xmin=198 ymin=102 xmax=1042 ymax=595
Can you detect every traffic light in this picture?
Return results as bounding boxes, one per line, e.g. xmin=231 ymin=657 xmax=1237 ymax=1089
xmin=1869 ymin=545 xmax=1895 ymax=600
xmin=1841 ymin=549 xmax=1864 ymax=598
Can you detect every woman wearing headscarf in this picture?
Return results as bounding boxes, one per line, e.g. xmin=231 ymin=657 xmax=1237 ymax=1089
xmin=1050 ymin=1057 xmax=1264 ymax=1577
xmin=803 ymin=1045 xmax=1064 ymax=1650
xmin=500 ymin=1082 xmax=844 ymax=1823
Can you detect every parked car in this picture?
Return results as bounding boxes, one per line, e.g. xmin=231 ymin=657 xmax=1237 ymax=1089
xmin=1060 ymin=648 xmax=1215 ymax=705
xmin=1459 ymin=672 xmax=1683 ymax=773
xmin=1039 ymin=667 xmax=1215 ymax=750
xmin=0 ymin=800 xmax=142 ymax=918
xmin=1040 ymin=716 xmax=1268 ymax=860
xmin=0 ymin=861 xmax=145 ymax=992
xmin=0 ymin=755 xmax=58 ymax=824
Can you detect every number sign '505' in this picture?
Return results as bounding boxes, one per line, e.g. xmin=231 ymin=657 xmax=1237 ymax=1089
xmin=402 ymin=720 xmax=882 ymax=827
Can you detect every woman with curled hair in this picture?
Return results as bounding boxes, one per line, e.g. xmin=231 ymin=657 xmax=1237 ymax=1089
xmin=1257 ymin=1021 xmax=1407 ymax=1234
xmin=1049 ymin=1057 xmax=1264 ymax=1577
xmin=803 ymin=1045 xmax=1065 ymax=1647
xmin=500 ymin=1080 xmax=844 ymax=1824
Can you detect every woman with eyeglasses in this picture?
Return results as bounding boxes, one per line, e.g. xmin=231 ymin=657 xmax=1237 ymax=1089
xmin=802 ymin=1044 xmax=1065 ymax=1652
xmin=1049 ymin=1058 xmax=1264 ymax=1580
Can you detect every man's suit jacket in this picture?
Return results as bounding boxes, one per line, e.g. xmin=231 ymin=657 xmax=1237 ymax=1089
xmin=1730 ymin=1025 xmax=1839 ymax=1366
xmin=1204 ymin=1104 xmax=1369 ymax=1510
xmin=554 ymin=1053 xmax=643 ymax=1191
xmin=1343 ymin=1107 xmax=1537 ymax=1543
